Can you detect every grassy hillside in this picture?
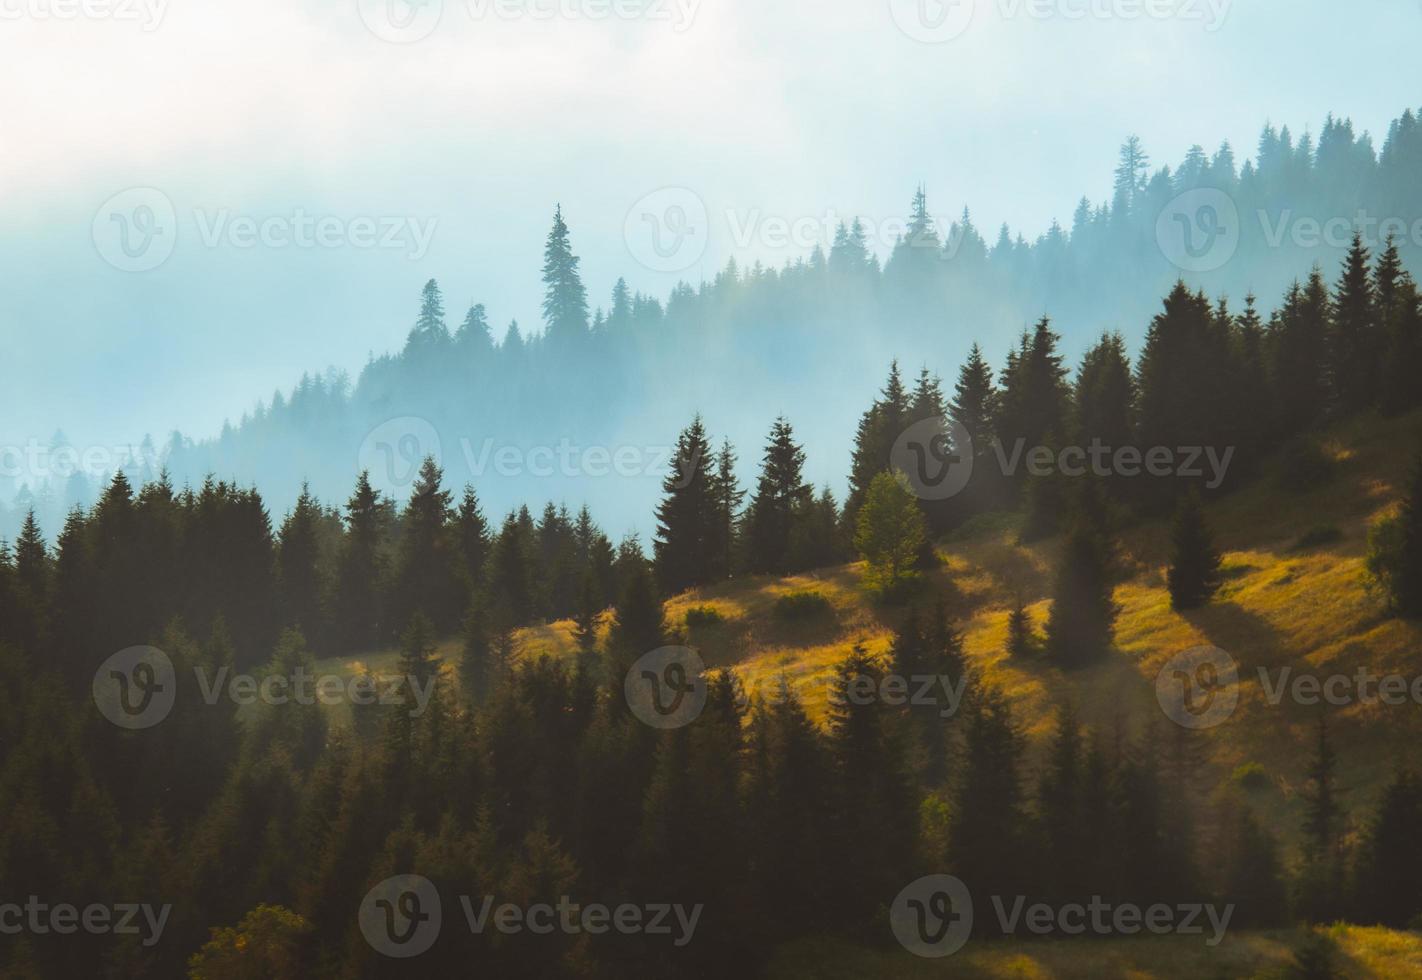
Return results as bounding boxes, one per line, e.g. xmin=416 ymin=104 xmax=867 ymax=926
xmin=317 ymin=409 xmax=1422 ymax=850
xmin=765 ymin=924 xmax=1422 ymax=979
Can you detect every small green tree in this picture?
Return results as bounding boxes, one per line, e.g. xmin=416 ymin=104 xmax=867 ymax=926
xmin=1007 ymin=595 xmax=1036 ymax=657
xmin=854 ymin=471 xmax=927 ymax=592
xmin=1167 ymin=489 xmax=1223 ymax=610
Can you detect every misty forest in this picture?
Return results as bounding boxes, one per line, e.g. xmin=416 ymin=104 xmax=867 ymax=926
xmin=7 ymin=9 xmax=1422 ymax=975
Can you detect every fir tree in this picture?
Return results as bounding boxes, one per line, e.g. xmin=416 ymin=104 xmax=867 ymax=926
xmin=1044 ymin=520 xmax=1118 ymax=667
xmin=745 ymin=418 xmax=812 ymax=575
xmin=1167 ymin=489 xmax=1223 ymax=610
xmin=653 ymin=415 xmax=716 ymax=595
xmin=1328 ymin=232 xmax=1377 ymax=413
xmin=541 ymin=204 xmax=589 ymax=346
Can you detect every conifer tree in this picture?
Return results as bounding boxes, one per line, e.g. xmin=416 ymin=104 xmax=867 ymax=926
xmin=706 ymin=438 xmax=744 ymax=580
xmin=14 ymin=509 xmax=48 ymax=602
xmin=1044 ymin=519 xmax=1118 ymax=667
xmin=1353 ymin=768 xmax=1422 ymax=926
xmin=541 ymin=205 xmax=589 ymax=346
xmin=392 ymin=456 xmax=458 ymax=634
xmin=406 ymin=279 xmax=450 ymax=353
xmin=1167 ymin=489 xmax=1223 ymax=610
xmin=950 ymin=343 xmax=997 ymax=463
xmin=454 ymin=485 xmax=490 ymax=592
xmin=1328 ymin=232 xmax=1377 ymax=413
xmin=826 ymin=645 xmax=917 ymax=922
xmin=653 ymin=415 xmax=716 ymax=595
xmin=277 ymin=483 xmax=325 ymax=643
xmin=846 ymin=362 xmax=908 ymax=523
xmin=1270 ymin=271 xmax=1332 ymax=435
xmin=745 ymin=418 xmax=812 ymax=575
xmin=1007 ymin=594 xmax=1035 ymax=657
xmin=1296 ymin=714 xmax=1346 ymax=922
xmin=334 ymin=471 xmax=385 ymax=652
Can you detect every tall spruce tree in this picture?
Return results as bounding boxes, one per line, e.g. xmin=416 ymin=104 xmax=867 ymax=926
xmin=745 ymin=418 xmax=812 ymax=575
xmin=1044 ymin=519 xmax=1118 ymax=667
xmin=541 ymin=205 xmax=589 ymax=346
xmin=707 ymin=438 xmax=744 ymax=581
xmin=277 ymin=483 xmax=325 ymax=644
xmin=334 ymin=471 xmax=385 ymax=652
xmin=1328 ymin=232 xmax=1377 ymax=413
xmin=1167 ymin=489 xmax=1223 ymax=610
xmin=392 ymin=456 xmax=458 ymax=634
xmin=653 ymin=415 xmax=716 ymax=595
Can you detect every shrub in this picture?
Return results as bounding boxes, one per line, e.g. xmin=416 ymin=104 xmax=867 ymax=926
xmin=773 ymin=590 xmax=833 ymax=621
xmin=1231 ymin=762 xmax=1268 ymax=790
xmin=1293 ymin=524 xmax=1342 ymax=550
xmin=684 ymin=605 xmax=725 ymax=628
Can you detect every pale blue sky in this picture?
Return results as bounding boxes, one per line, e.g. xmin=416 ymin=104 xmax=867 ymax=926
xmin=2 ymin=0 xmax=1419 ymax=463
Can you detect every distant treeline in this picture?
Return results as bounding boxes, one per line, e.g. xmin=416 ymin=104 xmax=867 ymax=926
xmin=5 ymin=107 xmax=1422 ymax=541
